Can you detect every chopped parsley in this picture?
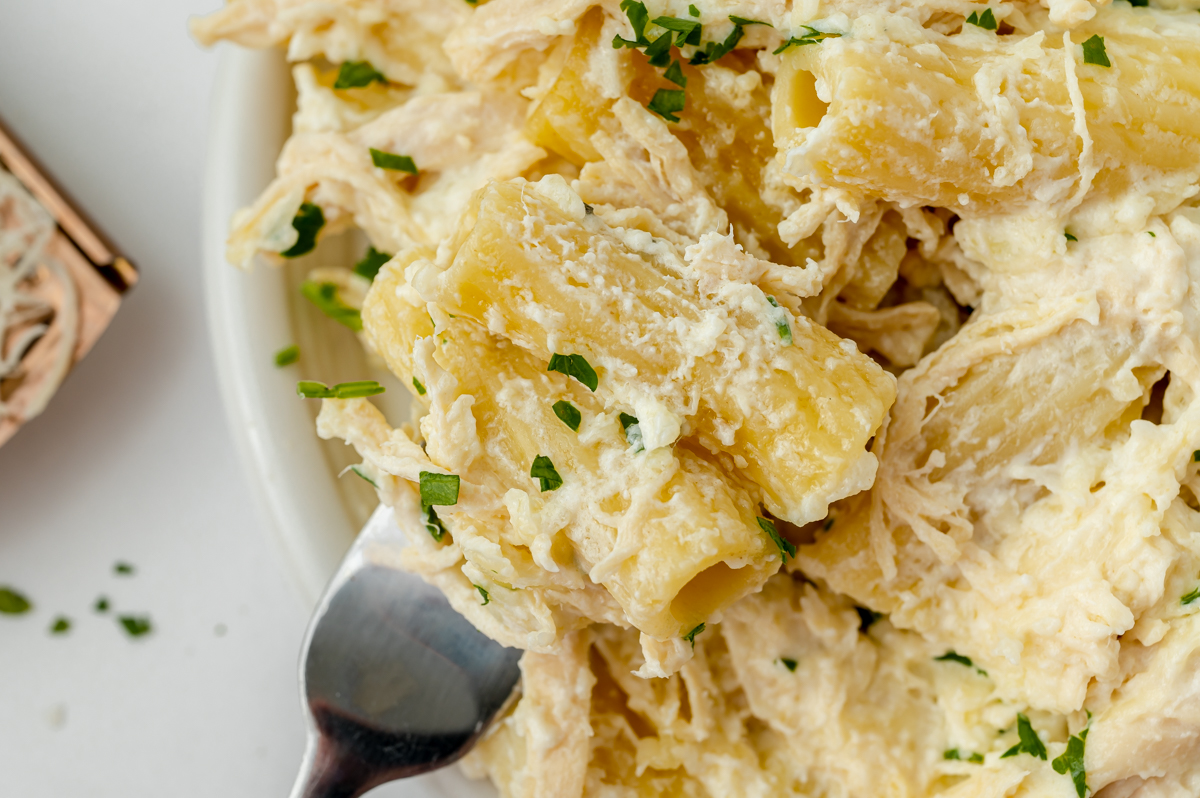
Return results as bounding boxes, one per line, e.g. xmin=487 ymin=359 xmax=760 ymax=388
xmin=118 ymin=615 xmax=153 ymax=638
xmin=300 ymin=280 xmax=363 ymax=330
xmin=0 ymin=587 xmax=31 ymax=615
xmin=648 ymin=88 xmax=687 ymax=122
xmin=1129 ymin=0 xmax=1148 ymax=5
xmin=1065 ymin=231 xmax=1078 ymax=242
xmin=419 ymin=471 xmax=460 ymax=506
xmin=935 ymin=650 xmax=988 ymax=675
xmin=552 ymin=400 xmax=582 ymax=431
xmin=349 ymin=465 xmax=377 ymax=488
xmin=757 ymin=516 xmax=796 ymax=559
xmin=683 ymin=622 xmax=705 ymax=647
xmin=1194 ymin=450 xmax=1200 ymax=462
xmin=620 ymin=413 xmax=645 ymax=453
xmin=688 ymin=3 xmax=699 ymax=15
xmin=1148 ymin=231 xmax=1157 ymax=237
xmin=334 ymin=60 xmax=387 ymax=89
xmin=965 ymin=8 xmax=998 ymax=29
xmin=353 ymin=246 xmax=391 ymax=281
xmin=765 ymin=296 xmax=793 ymax=345
xmin=729 ymin=15 xmax=771 ymax=26
xmin=274 ymin=344 xmax=300 ymax=367
xmin=773 ymin=26 xmax=842 ymax=55
xmin=664 ymin=59 xmax=688 ymax=87
xmin=114 ymin=562 xmax=135 ymax=576
xmin=652 ymin=15 xmax=702 ymax=46
xmin=1052 ymin=730 xmax=1089 ymax=798
xmin=779 ymin=657 xmax=798 ymax=672
xmin=1182 ymin=586 xmax=1200 ymax=605
xmin=421 ymin=504 xmax=447 ymax=542
xmin=412 ymin=377 xmax=427 ymax=396
xmin=1001 ymin=713 xmax=1048 ymax=760
xmin=690 ymin=23 xmax=743 ymax=64
xmin=822 ymin=517 xmax=835 ymax=531
xmin=856 ymin=606 xmax=881 ymax=631
xmin=548 ymin=353 xmax=598 ymax=391
xmin=281 ymin=202 xmax=325 ymax=258
xmin=369 ymin=148 xmax=418 ymax=174
xmin=297 ymin=380 xmax=385 ymax=399
xmin=94 ymin=596 xmax=110 ymax=613
xmin=50 ymin=616 xmax=71 ymax=635
xmin=614 ymin=0 xmax=651 ymax=48
xmin=644 ymin=32 xmax=674 ymax=67
xmin=1082 ymin=35 xmax=1111 ymax=67
xmin=944 ymin=749 xmax=984 ymax=764
xmin=530 ymin=455 xmax=564 ymax=492
xmin=474 ymin=584 xmax=491 ymax=605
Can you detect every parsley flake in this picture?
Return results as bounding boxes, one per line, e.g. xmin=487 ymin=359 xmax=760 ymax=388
xmin=856 ymin=606 xmax=881 ymax=631
xmin=297 ymin=380 xmax=385 ymax=399
xmin=690 ymin=23 xmax=744 ymax=64
xmin=757 ymin=516 xmax=796 ymax=559
xmin=1182 ymin=586 xmax=1200 ymax=605
xmin=412 ymin=377 xmax=427 ymax=396
xmin=474 ymin=584 xmax=491 ymax=605
xmin=1129 ymin=0 xmax=1149 ymax=5
xmin=664 ymin=59 xmax=688 ymax=87
xmin=94 ymin=596 xmax=110 ymax=613
xmin=1148 ymin=231 xmax=1157 ymax=237
xmin=50 ymin=616 xmax=71 ymax=635
xmin=0 ymin=587 xmax=31 ymax=615
xmin=765 ymin=296 xmax=793 ymax=345
xmin=644 ymin=31 xmax=674 ymax=67
xmin=419 ymin=471 xmax=460 ymax=506
xmin=944 ymin=749 xmax=985 ymax=763
xmin=421 ymin=504 xmax=447 ymax=542
xmin=553 ymin=400 xmax=582 ymax=431
xmin=1052 ymin=732 xmax=1089 ymax=798
xmin=935 ymin=650 xmax=987 ymax=675
xmin=648 ymin=88 xmax=687 ymax=122
xmin=688 ymin=3 xmax=699 ymax=15
xmin=614 ymin=0 xmax=651 ymax=48
xmin=1001 ymin=713 xmax=1048 ymax=760
xmin=300 ymin=280 xmax=362 ymax=330
xmin=1082 ymin=35 xmax=1111 ymax=67
xmin=349 ymin=465 xmax=377 ymax=488
xmin=779 ymin=657 xmax=798 ymax=672
xmin=620 ymin=413 xmax=645 ymax=453
xmin=530 ymin=455 xmax=564 ymax=492
xmin=1065 ymin=231 xmax=1078 ymax=242
xmin=1194 ymin=450 xmax=1200 ymax=462
xmin=118 ymin=615 xmax=153 ymax=638
xmin=548 ymin=353 xmax=598 ymax=391
xmin=282 ymin=202 xmax=325 ymax=258
xmin=334 ymin=60 xmax=387 ymax=89
xmin=353 ymin=246 xmax=391 ymax=281
xmin=652 ymin=16 xmax=702 ymax=45
xmin=274 ymin=345 xmax=300 ymax=367
xmin=773 ymin=26 xmax=841 ymax=55
xmin=683 ymin=622 xmax=705 ymax=647
xmin=966 ymin=8 xmax=998 ymax=29
xmin=369 ymin=148 xmax=418 ymax=174
xmin=114 ymin=562 xmax=135 ymax=576
xmin=730 ymin=15 xmax=771 ymax=26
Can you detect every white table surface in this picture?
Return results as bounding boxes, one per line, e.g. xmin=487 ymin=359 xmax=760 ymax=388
xmin=0 ymin=2 xmax=407 ymax=795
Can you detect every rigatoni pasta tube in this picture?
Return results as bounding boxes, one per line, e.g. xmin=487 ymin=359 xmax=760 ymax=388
xmin=774 ymin=7 xmax=1200 ymax=216
xmin=363 ymin=258 xmax=779 ymax=640
xmin=427 ymin=178 xmax=895 ymax=527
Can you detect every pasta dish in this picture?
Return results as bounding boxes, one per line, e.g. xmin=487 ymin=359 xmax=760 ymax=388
xmin=193 ymin=0 xmax=1200 ymax=795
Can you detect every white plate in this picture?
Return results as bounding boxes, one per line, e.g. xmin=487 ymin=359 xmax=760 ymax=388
xmin=202 ymin=44 xmax=496 ymax=798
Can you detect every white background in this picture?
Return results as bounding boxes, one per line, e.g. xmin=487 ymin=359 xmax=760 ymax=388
xmin=0 ymin=1 xmax=331 ymax=794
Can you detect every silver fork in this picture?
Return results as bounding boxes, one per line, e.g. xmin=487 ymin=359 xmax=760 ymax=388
xmin=288 ymin=502 xmax=523 ymax=798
